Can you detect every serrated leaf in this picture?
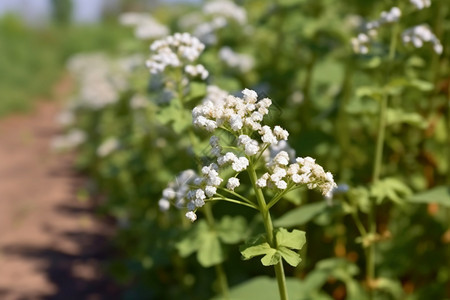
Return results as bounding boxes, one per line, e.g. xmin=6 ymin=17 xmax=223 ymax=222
xmin=275 ymin=228 xmax=306 ymax=250
xmin=278 ymin=246 xmax=302 ymax=267
xmin=197 ymin=230 xmax=225 ymax=267
xmin=217 ymin=215 xmax=247 ymax=244
xmin=408 ymin=186 xmax=450 ymax=207
xmin=274 ymin=202 xmax=327 ymax=228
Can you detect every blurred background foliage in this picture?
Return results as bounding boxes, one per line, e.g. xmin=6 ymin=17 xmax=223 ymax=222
xmin=1 ymin=0 xmax=449 ymax=299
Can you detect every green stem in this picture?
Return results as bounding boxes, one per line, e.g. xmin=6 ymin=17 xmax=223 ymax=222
xmin=203 ymin=205 xmax=230 ymax=300
xmin=248 ymin=164 xmax=289 ymax=300
xmin=209 ymin=196 xmax=258 ymax=210
xmin=217 ymin=187 xmax=256 ymax=206
xmin=366 ymin=17 xmax=400 ymax=298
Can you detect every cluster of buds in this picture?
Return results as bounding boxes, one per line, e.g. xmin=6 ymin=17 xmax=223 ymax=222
xmin=119 ymin=12 xmax=169 ymax=40
xmin=402 ymin=24 xmax=443 ymax=55
xmin=351 ymin=7 xmax=402 ymax=54
xmin=409 ymin=0 xmax=431 ymax=10
xmin=219 ymin=47 xmax=254 ymax=73
xmin=203 ymin=0 xmax=247 ymax=25
xmin=257 ymin=154 xmax=336 ymax=198
xmin=162 ymin=89 xmax=336 ymax=222
xmin=146 ymin=33 xmax=207 ymax=76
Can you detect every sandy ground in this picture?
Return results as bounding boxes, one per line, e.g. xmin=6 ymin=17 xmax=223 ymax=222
xmin=0 ymin=77 xmax=120 ymax=299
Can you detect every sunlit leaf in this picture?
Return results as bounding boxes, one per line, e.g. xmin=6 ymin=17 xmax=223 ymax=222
xmin=275 ymin=228 xmax=306 ymax=250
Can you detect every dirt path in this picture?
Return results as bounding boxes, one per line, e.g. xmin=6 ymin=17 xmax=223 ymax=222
xmin=0 ymin=77 xmax=120 ymax=300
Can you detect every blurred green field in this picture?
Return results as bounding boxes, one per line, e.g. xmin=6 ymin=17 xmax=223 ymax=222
xmin=0 ymin=15 xmax=129 ymax=117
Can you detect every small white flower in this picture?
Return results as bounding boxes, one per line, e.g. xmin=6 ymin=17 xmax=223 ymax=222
xmin=227 ymin=177 xmax=240 ymax=191
xmin=231 ymin=157 xmax=249 ymax=172
xmin=159 ymin=198 xmax=171 ymax=211
xmin=205 ymin=185 xmax=217 ymax=197
xmin=186 ymin=211 xmax=197 ymax=222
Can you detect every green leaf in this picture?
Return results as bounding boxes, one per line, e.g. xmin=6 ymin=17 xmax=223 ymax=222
xmin=370 ymin=177 xmax=412 ymax=205
xmin=176 ymin=220 xmax=208 ymax=257
xmin=355 ymin=86 xmax=383 ymax=101
xmin=217 ymin=215 xmax=247 ymax=244
xmin=240 ymin=235 xmax=280 ymax=266
xmin=156 ymin=99 xmax=191 ymax=134
xmin=212 ymin=276 xmax=304 ymax=300
xmin=278 ymin=246 xmax=302 ymax=267
xmin=408 ymin=186 xmax=450 ymax=207
xmin=347 ymin=186 xmax=370 ymax=213
xmin=260 ymin=248 xmax=281 ymax=266
xmin=185 ymin=81 xmax=206 ymax=103
xmin=240 ymin=235 xmax=272 ymax=260
xmin=197 ymin=230 xmax=225 ymax=267
xmin=386 ymin=108 xmax=428 ymax=128
xmin=376 ymin=278 xmax=404 ymax=299
xmin=275 ymin=228 xmax=306 ymax=250
xmin=274 ymin=202 xmax=327 ymax=228
xmin=409 ymin=79 xmax=434 ymax=91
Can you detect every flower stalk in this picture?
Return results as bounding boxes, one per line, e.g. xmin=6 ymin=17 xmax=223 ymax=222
xmin=248 ymin=163 xmax=289 ymax=300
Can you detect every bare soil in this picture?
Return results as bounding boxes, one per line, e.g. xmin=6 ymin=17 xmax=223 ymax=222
xmin=0 ymin=77 xmax=120 ymax=300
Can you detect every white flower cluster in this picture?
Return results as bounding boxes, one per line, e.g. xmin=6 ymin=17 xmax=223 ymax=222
xmin=193 ymin=17 xmax=227 ymax=45
xmin=187 ymin=164 xmax=224 ymax=221
xmin=67 ymin=53 xmax=131 ymax=110
xmin=409 ymin=0 xmax=431 ymax=10
xmin=166 ymin=88 xmax=335 ymax=222
xmin=351 ymin=32 xmax=375 ymax=54
xmin=146 ymin=33 xmax=206 ymax=75
xmin=219 ymin=47 xmax=255 ymax=73
xmin=351 ymin=7 xmax=401 ymax=54
xmin=192 ymin=88 xmax=274 ymax=133
xmin=159 ymin=169 xmax=198 ymax=211
xmin=203 ymin=0 xmax=247 ymax=25
xmin=203 ymin=85 xmax=229 ymax=105
xmin=97 ymin=137 xmax=120 ymax=157
xmin=257 ymin=153 xmax=337 ymax=197
xmin=402 ymin=24 xmax=443 ymax=55
xmin=264 ymin=140 xmax=296 ymax=164
xmin=365 ymin=7 xmax=402 ymax=30
xmin=51 ymin=129 xmax=86 ymax=151
xmin=119 ymin=12 xmax=169 ymax=40
xmin=184 ymin=0 xmax=246 ymax=45
xmin=185 ymin=64 xmax=209 ymax=80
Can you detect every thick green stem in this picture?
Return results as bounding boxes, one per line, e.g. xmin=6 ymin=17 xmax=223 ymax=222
xmin=203 ymin=205 xmax=230 ymax=300
xmin=248 ymin=164 xmax=289 ymax=300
